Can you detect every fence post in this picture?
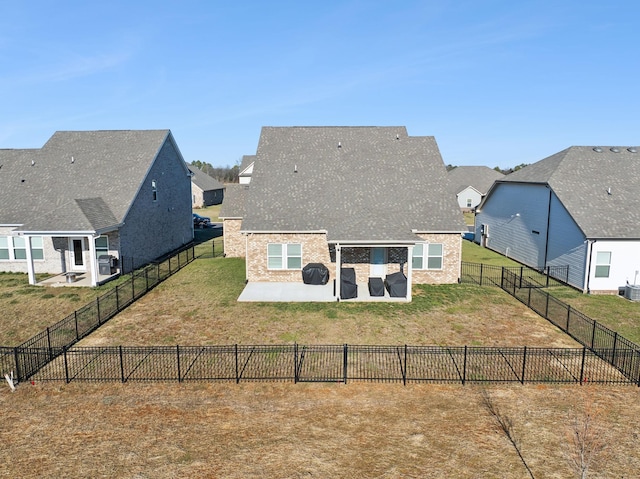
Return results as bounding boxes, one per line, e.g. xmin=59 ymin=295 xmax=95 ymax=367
xmin=527 ymin=285 xmax=532 ymax=308
xmin=63 ymin=346 xmax=70 ymax=383
xmin=47 ymin=327 xmax=52 ymax=361
xmin=343 ymin=344 xmax=348 ymax=384
xmin=519 ymin=266 xmax=523 ymax=288
xmin=132 ymin=273 xmax=135 ymax=300
xmin=521 ymin=346 xmax=527 ymax=385
xmin=479 ymin=263 xmax=483 ymax=286
xmin=176 ymin=345 xmax=182 ymax=382
xmin=403 ymin=344 xmax=408 ymax=386
xmin=637 ymin=350 xmax=640 ymax=387
xmin=545 ymin=293 xmax=550 ymax=319
xmin=294 ymin=343 xmax=298 ymax=384
xmin=546 ymin=267 xmax=550 ymax=288
xmin=212 ymin=240 xmax=215 ymax=258
xmin=13 ymin=347 xmax=21 ymax=383
xmin=612 ymin=332 xmax=618 ymax=365
xmin=462 ymin=346 xmax=467 ymax=385
xmin=115 ymin=286 xmax=120 ymax=312
xmin=566 ymin=305 xmax=571 ymax=333
xmin=590 ymin=319 xmax=597 ymax=349
xmin=500 ymin=267 xmax=505 ymax=289
xmin=177 ymin=251 xmax=181 ymax=270
xmin=96 ymin=297 xmax=101 ymax=324
xmin=235 ymin=344 xmax=239 ymax=384
xmin=145 ymin=268 xmax=149 ymax=292
xmin=74 ymin=311 xmax=79 ymax=341
xmin=119 ymin=346 xmax=125 ymax=383
xmin=579 ymin=347 xmax=586 ymax=385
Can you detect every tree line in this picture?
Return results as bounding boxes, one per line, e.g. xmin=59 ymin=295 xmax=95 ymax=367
xmin=191 ymin=160 xmax=240 ymax=183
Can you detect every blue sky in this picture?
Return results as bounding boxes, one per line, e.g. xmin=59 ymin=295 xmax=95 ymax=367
xmin=1 ymin=1 xmax=639 ymax=169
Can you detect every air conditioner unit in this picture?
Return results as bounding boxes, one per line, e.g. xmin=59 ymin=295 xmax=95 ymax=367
xmin=624 ymin=284 xmax=640 ymax=301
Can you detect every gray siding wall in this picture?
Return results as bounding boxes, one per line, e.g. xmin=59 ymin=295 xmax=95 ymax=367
xmin=119 ymin=137 xmax=193 ymax=269
xmin=546 ymin=193 xmax=587 ymax=290
xmin=475 ymin=183 xmax=550 ymax=266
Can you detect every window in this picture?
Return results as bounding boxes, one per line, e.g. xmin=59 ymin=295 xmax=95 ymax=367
xmin=31 ymin=236 xmax=44 ymax=260
xmin=95 ymin=236 xmax=109 ymax=259
xmin=466 ymin=198 xmax=472 ymax=207
xmin=0 ymin=236 xmax=44 ymax=261
xmin=412 ymin=243 xmax=443 ymax=270
xmin=594 ymin=251 xmax=611 ymax=278
xmin=151 ymin=179 xmax=158 ymax=201
xmin=12 ymin=237 xmax=26 ymax=260
xmin=0 ymin=237 xmax=9 ymax=260
xmin=267 ymin=243 xmax=302 ymax=270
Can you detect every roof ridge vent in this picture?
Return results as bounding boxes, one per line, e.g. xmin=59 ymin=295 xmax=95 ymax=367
xmin=593 ymin=147 xmax=603 ymax=152
xmin=610 ymin=147 xmax=620 ymax=153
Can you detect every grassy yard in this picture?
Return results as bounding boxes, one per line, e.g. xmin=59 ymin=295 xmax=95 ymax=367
xmin=3 ymin=238 xmax=640 ymax=478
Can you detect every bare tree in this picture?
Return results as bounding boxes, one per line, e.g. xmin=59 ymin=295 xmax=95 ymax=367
xmin=480 ymin=388 xmax=535 ymax=479
xmin=565 ymin=391 xmax=608 ymax=479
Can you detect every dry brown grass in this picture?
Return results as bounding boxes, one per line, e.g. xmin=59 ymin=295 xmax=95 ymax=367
xmin=2 ymin=382 xmax=639 ymax=478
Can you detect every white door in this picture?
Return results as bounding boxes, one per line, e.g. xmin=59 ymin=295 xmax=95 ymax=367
xmin=69 ymin=238 xmax=86 ymax=271
xmin=370 ymin=247 xmax=386 ymax=277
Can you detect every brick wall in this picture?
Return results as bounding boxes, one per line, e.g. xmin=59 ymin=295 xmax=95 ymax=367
xmin=411 ymin=233 xmax=461 ymax=284
xmin=246 ymin=233 xmax=332 ymax=282
xmin=223 ymin=219 xmax=245 ymax=258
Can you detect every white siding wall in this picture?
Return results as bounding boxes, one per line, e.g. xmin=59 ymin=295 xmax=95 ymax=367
xmin=546 ymin=193 xmax=588 ymax=290
xmin=475 ymin=183 xmax=550 ymax=267
xmin=588 ymin=240 xmax=640 ymax=293
xmin=456 ymin=187 xmax=482 ymax=209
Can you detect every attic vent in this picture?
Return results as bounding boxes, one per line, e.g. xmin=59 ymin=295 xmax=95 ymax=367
xmin=593 ymin=147 xmax=603 ymax=152
xmin=628 ymin=147 xmax=637 ymax=153
xmin=610 ymin=147 xmax=620 ymax=153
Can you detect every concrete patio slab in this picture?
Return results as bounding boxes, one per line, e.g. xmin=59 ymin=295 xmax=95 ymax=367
xmin=238 ymin=282 xmax=409 ymax=302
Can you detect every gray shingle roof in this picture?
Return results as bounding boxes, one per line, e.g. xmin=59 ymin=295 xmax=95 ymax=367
xmin=219 ymin=184 xmax=248 ymax=219
xmin=187 ymin=164 xmax=224 ymax=191
xmin=241 ymin=127 xmax=466 ymax=242
xmin=500 ymin=146 xmax=640 ymax=238
xmin=447 ymin=166 xmax=504 ymax=195
xmin=0 ymin=130 xmax=174 ymax=233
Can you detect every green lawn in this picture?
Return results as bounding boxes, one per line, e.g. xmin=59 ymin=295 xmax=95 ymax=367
xmin=462 ymin=240 xmax=521 ymax=266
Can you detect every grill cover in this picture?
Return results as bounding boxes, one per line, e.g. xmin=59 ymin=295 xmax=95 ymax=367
xmin=302 ymin=263 xmax=330 ymax=285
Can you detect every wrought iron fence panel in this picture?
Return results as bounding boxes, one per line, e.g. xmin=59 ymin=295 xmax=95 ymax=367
xmin=347 ymin=345 xmax=404 ymax=383
xmin=296 ymin=345 xmax=344 ymax=382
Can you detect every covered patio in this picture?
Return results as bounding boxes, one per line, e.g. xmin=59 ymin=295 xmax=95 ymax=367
xmin=237 ymin=280 xmax=410 ymax=302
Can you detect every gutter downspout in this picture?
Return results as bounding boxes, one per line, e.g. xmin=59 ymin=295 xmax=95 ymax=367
xmin=543 ymin=186 xmax=552 ymax=268
xmin=585 ymin=239 xmax=594 ymax=294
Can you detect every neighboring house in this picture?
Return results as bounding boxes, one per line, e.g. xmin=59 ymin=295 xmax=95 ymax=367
xmin=238 ymin=155 xmax=255 ymax=185
xmin=475 ymin=146 xmax=640 ymax=294
xmin=0 ymin=130 xmax=193 ymax=286
xmin=220 ymin=126 xmax=466 ymax=301
xmin=447 ymin=166 xmax=504 ymax=210
xmin=187 ymin=164 xmax=224 ymax=207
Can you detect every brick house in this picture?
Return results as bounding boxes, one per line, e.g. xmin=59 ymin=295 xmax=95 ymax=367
xmin=0 ymin=130 xmax=193 ymax=286
xmin=220 ymin=126 xmax=466 ymax=301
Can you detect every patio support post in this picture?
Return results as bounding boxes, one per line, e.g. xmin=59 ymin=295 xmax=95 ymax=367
xmin=335 ymin=244 xmax=341 ymax=301
xmin=24 ymin=236 xmax=36 ymax=285
xmin=87 ymin=235 xmax=98 ymax=286
xmin=406 ymin=245 xmax=413 ymax=302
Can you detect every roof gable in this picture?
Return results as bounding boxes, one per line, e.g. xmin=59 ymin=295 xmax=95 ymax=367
xmin=447 ymin=166 xmax=504 ymax=195
xmin=241 ymin=126 xmax=466 ymax=241
xmin=499 ymin=146 xmax=640 ymax=238
xmin=187 ymin=164 xmax=224 ymax=191
xmin=0 ymin=130 xmax=174 ymax=232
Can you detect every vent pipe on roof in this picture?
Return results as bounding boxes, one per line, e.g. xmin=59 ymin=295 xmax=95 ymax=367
xmin=396 ymin=134 xmax=399 ymax=140
xmin=607 ymin=187 xmax=612 ymax=195
xmin=31 ymin=159 xmax=35 ymax=166
xmin=294 ymin=164 xmax=298 ymax=173
xmin=71 ymin=156 xmax=75 ymax=163
xmin=338 ymin=142 xmax=341 ymax=148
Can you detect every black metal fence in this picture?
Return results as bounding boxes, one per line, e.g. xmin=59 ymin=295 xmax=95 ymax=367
xmin=10 ymin=344 xmax=638 ymax=385
xmin=1 ymin=245 xmax=195 ymax=383
xmin=460 ymin=262 xmax=569 ymax=288
xmin=499 ymin=268 xmax=640 ymax=384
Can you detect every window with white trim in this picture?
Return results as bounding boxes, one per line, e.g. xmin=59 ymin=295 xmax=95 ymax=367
xmin=412 ymin=243 xmax=443 ymax=270
xmin=466 ymin=198 xmax=472 ymax=207
xmin=267 ymin=243 xmax=302 ymax=270
xmin=0 ymin=237 xmax=9 ymax=260
xmin=0 ymin=236 xmax=44 ymax=261
xmin=95 ymin=236 xmax=109 ymax=260
xmin=594 ymin=251 xmax=611 ymax=278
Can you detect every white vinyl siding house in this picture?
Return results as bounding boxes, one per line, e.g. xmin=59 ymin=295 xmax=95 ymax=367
xmin=475 ymin=145 xmax=640 ymax=294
